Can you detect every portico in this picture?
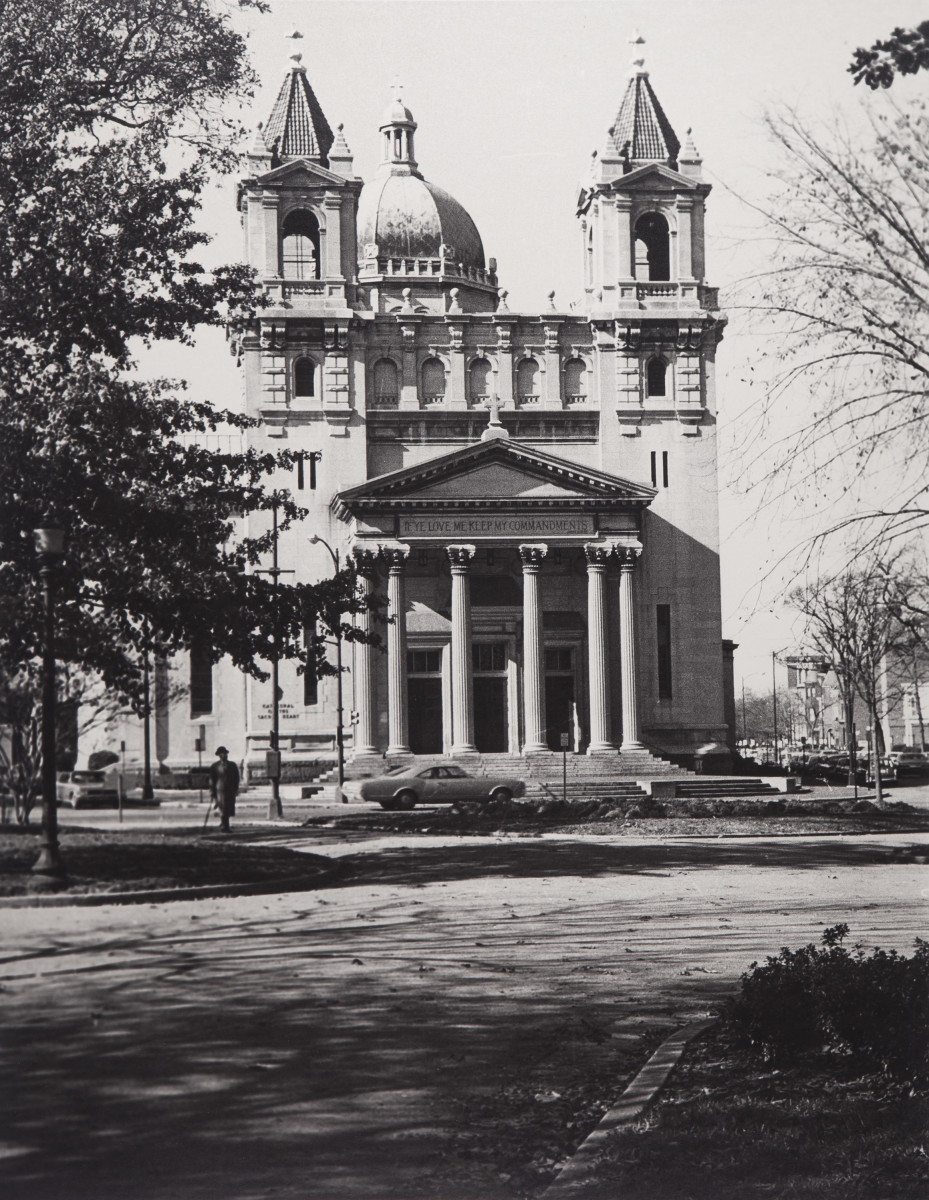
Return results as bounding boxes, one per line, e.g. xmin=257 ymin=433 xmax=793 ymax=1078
xmin=335 ymin=439 xmax=656 ymax=760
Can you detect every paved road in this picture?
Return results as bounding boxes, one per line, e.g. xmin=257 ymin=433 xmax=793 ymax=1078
xmin=1 ymin=827 xmax=927 ymax=1200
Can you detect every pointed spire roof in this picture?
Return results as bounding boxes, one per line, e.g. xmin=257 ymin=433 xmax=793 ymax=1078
xmin=262 ymin=43 xmax=334 ymax=165
xmin=607 ymin=34 xmax=680 ymax=167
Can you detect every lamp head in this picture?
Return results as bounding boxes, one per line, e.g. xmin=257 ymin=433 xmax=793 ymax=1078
xmin=33 ymin=527 xmax=66 ymax=558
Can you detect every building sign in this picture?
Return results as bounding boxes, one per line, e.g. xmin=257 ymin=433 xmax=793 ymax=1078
xmin=398 ymin=514 xmax=596 ymax=539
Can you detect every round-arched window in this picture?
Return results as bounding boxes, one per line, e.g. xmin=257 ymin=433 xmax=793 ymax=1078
xmin=421 ymin=357 xmax=446 ymax=403
xmin=469 ymin=358 xmax=492 ymax=404
xmin=516 ymin=358 xmax=540 ymax=404
xmin=281 ymin=210 xmax=321 ymax=280
xmin=372 ymin=358 xmax=399 ymax=407
xmin=294 ymin=357 xmax=316 ymax=397
xmin=634 ymin=212 xmax=670 ymax=282
xmin=564 ymin=358 xmax=587 ymax=403
xmin=646 ymin=357 xmax=668 ymax=397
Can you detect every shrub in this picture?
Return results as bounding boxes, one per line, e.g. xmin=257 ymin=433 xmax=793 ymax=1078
xmin=723 ymin=926 xmax=929 ymax=1084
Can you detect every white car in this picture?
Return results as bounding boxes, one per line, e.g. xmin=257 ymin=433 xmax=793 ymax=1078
xmin=56 ymin=770 xmax=120 ymax=809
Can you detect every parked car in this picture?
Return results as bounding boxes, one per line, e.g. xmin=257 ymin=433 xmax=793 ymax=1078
xmin=887 ymin=750 xmax=929 ymax=778
xmin=56 ymin=770 xmax=119 ymax=809
xmin=357 ymin=764 xmax=525 ymax=810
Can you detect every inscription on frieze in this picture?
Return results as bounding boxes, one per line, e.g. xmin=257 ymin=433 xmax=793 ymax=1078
xmin=398 ymin=514 xmax=596 ymax=539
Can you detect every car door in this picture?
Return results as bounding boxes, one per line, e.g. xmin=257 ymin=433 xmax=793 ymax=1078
xmin=437 ymin=765 xmax=474 ymax=802
xmin=411 ymin=767 xmax=441 ymax=803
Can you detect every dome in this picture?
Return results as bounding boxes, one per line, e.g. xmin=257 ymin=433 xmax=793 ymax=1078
xmin=357 ymin=172 xmax=485 ymax=269
xmin=380 ymin=96 xmax=415 ymax=127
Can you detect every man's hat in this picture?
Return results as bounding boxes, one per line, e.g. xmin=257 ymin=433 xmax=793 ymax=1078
xmin=216 ymin=746 xmax=229 ymax=755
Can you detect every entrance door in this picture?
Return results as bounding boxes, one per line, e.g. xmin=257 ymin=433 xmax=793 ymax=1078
xmin=545 ymin=675 xmax=575 ymax=751
xmin=408 ymin=678 xmax=443 ymax=754
xmin=474 ymin=677 xmax=508 ymax=752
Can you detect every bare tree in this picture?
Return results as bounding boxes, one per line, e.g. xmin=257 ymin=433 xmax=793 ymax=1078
xmin=788 ymin=561 xmax=903 ymax=805
xmin=737 ymin=94 xmax=929 ymax=557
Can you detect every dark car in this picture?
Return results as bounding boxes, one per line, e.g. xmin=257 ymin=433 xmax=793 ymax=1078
xmin=356 ymin=764 xmax=525 ymax=810
xmin=888 ymin=751 xmax=929 ymax=778
xmin=56 ymin=770 xmax=119 ymax=809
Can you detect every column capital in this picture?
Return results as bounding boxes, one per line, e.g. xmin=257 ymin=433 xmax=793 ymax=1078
xmin=379 ymin=542 xmax=410 ymax=570
xmin=447 ymin=544 xmax=476 ymax=570
xmin=584 ymin=542 xmax=612 ymax=567
xmin=615 ymin=544 xmax=643 ymax=569
xmin=351 ymin=546 xmax=380 ymax=574
xmin=518 ymin=543 xmax=548 ymax=568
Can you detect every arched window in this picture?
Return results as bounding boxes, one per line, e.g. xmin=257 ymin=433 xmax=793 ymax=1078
xmin=469 ymin=357 xmax=492 ymax=404
xmin=421 ymin=357 xmax=446 ymax=403
xmin=281 ymin=209 xmax=320 ymax=280
xmin=294 ymin=357 xmax=315 ymax=397
xmin=634 ymin=212 xmax=670 ymax=281
xmin=516 ymin=358 xmax=539 ymax=405
xmin=646 ymin=357 xmax=668 ymax=397
xmin=564 ymin=358 xmax=587 ymax=403
xmin=372 ymin=358 xmax=399 ymax=407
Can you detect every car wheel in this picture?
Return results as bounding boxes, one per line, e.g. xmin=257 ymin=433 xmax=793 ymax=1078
xmin=490 ymin=787 xmax=512 ymax=803
xmin=378 ymin=798 xmax=398 ymax=811
xmin=396 ymin=790 xmax=417 ymax=810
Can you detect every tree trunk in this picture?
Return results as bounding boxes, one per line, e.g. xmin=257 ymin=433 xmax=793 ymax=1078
xmin=912 ymin=653 xmax=926 ymax=752
xmin=869 ymin=701 xmax=885 ymax=809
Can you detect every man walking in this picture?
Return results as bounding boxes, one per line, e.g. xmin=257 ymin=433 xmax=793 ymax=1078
xmin=209 ymin=746 xmax=240 ymax=832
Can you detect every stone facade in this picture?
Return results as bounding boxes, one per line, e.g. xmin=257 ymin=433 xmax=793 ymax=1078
xmin=142 ymin=46 xmax=731 ymax=778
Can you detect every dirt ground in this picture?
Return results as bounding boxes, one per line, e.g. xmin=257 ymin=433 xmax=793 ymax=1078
xmin=1 ymin=825 xmax=926 ymax=1199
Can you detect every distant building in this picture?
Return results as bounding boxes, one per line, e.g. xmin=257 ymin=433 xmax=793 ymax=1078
xmin=94 ymin=40 xmax=735 ymax=779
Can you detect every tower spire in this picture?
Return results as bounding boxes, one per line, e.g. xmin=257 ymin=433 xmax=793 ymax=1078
xmin=261 ymin=29 xmax=334 ymax=166
xmin=603 ymin=33 xmax=680 ymax=169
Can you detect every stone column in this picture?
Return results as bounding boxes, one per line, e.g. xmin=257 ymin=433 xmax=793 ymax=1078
xmin=585 ymin=543 xmax=615 ymax=753
xmin=617 ymin=546 xmax=644 ymax=750
xmin=520 ymin=543 xmax=548 ymax=753
xmin=447 ymin=545 xmax=477 ymax=753
xmin=384 ymin=545 xmax=411 ymax=755
xmin=352 ymin=549 xmax=378 ymax=754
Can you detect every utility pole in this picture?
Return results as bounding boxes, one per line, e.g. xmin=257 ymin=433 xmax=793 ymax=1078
xmin=309 ymin=535 xmax=346 ymax=804
xmin=256 ymin=496 xmax=294 ymax=819
xmin=772 ymin=650 xmax=779 ymax=765
xmin=32 ymin=525 xmax=66 ymax=876
xmin=141 ymin=651 xmax=154 ymax=801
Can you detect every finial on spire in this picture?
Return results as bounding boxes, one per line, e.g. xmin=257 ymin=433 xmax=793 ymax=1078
xmin=629 ymin=29 xmax=647 ymax=74
xmin=287 ymin=28 xmax=305 ymax=71
xmin=389 ymin=74 xmax=404 ymax=100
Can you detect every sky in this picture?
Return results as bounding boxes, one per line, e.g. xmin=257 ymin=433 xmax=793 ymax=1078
xmin=151 ymin=0 xmax=929 ymax=693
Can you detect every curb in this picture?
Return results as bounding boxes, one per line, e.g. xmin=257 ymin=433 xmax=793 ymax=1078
xmin=0 ymin=860 xmax=343 ymax=909
xmin=541 ymin=1017 xmax=716 ymax=1199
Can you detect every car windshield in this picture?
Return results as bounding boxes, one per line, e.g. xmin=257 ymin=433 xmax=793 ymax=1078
xmin=71 ymin=771 xmax=106 ymax=783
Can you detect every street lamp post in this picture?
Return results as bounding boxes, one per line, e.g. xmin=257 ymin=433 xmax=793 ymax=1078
xmin=309 ymin=535 xmax=346 ymax=804
xmin=32 ymin=525 xmax=66 ymax=877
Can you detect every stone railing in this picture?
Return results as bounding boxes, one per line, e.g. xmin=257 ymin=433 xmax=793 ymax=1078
xmin=369 ymin=393 xmax=399 ymax=409
xmin=564 ymin=393 xmax=589 ymax=407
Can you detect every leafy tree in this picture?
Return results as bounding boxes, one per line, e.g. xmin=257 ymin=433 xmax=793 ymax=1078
xmin=739 ymin=95 xmax=929 ymax=555
xmin=850 ymin=21 xmax=929 ymax=89
xmin=787 ymin=561 xmax=905 ymax=803
xmin=0 ymin=0 xmax=378 ymax=729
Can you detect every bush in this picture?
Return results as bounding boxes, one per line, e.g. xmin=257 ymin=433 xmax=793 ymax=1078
xmin=723 ymin=925 xmax=929 ymax=1084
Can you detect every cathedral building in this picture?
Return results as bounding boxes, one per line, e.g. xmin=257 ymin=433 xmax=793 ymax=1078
xmin=151 ymin=41 xmax=732 ymax=782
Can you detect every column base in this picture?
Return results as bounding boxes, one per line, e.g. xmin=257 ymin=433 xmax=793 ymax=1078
xmin=587 ymin=743 xmax=618 ymax=754
xmin=451 ymin=743 xmax=478 ymax=755
xmin=621 ymin=740 xmax=646 ymax=752
xmin=386 ymin=744 xmax=412 ymax=757
xmin=522 ymin=740 xmax=549 ymax=754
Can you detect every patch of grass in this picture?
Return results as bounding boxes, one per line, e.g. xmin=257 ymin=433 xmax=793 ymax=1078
xmin=591 ymin=1026 xmax=929 ymax=1199
xmin=0 ymin=828 xmax=329 ymax=896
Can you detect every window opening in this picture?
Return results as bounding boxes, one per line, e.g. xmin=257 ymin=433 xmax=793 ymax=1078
xmin=545 ymin=647 xmax=573 ymax=672
xmin=650 ymin=451 xmax=657 ymax=488
xmin=408 ymin=649 xmax=442 ymax=674
xmin=516 ymin=358 xmax=539 ymax=404
xmin=373 ymin=358 xmax=399 ymax=406
xmin=294 ymin=357 xmax=315 ymax=398
xmin=564 ymin=358 xmax=587 ymax=403
xmin=634 ymin=212 xmax=670 ymax=281
xmin=657 ymin=605 xmax=672 ymax=700
xmin=646 ymin=357 xmax=667 ymax=397
xmin=281 ymin=210 xmax=321 ymax=280
xmin=421 ymin=357 xmax=446 ymax=403
xmin=662 ymin=450 xmax=669 ymax=488
xmin=469 ymin=357 xmax=492 ymax=404
xmin=189 ymin=644 xmax=213 ymax=717
xmin=473 ymin=643 xmax=506 ymax=672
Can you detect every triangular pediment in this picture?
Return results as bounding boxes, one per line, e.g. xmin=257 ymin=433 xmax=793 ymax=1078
xmin=607 ymin=162 xmax=702 ymax=192
xmin=257 ymin=159 xmax=346 ymax=188
xmin=336 ymin=439 xmax=656 ymax=514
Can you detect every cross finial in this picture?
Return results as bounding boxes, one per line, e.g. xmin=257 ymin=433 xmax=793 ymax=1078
xmin=389 ymin=74 xmax=404 ymax=100
xmin=629 ymin=29 xmax=646 ymax=73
